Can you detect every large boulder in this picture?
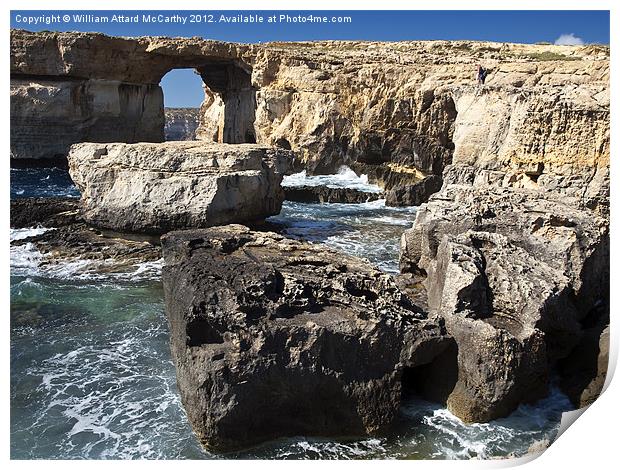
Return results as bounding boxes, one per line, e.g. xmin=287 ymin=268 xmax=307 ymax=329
xmin=161 ymin=225 xmax=450 ymax=451
xmin=399 ymin=183 xmax=609 ymax=422
xmin=68 ymin=142 xmax=293 ymax=234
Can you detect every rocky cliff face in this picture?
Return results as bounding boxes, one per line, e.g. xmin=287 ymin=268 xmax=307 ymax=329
xmin=11 ymin=30 xmax=609 ymax=208
xmin=399 ymin=182 xmax=609 ymax=421
xmin=164 ymin=108 xmax=200 ymax=141
xmin=398 ymin=80 xmax=610 ymax=420
xmin=248 ymin=41 xmax=608 ymax=205
xmin=10 ymin=78 xmax=164 ymax=162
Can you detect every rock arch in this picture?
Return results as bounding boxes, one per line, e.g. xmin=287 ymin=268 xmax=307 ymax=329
xmin=10 ymin=29 xmax=257 ymax=163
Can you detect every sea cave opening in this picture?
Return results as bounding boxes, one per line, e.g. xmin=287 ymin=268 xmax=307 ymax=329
xmin=401 ymin=340 xmax=459 ymax=405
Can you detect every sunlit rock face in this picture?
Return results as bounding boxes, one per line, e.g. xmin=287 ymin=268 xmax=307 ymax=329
xmin=11 ymin=30 xmax=609 ymax=208
xmin=67 ymin=142 xmax=293 ymax=234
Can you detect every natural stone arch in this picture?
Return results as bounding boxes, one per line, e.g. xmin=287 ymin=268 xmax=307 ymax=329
xmin=9 ymin=30 xmax=258 ymax=162
xmin=158 ymin=62 xmax=257 ymax=145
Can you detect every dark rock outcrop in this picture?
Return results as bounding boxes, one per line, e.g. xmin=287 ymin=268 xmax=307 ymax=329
xmin=284 ymin=185 xmax=382 ymax=204
xmin=385 ymin=175 xmax=442 ymax=206
xmin=11 ymin=223 xmax=161 ymax=274
xmin=162 ymin=225 xmax=450 ymax=451
xmin=10 ymin=197 xmax=80 ymax=228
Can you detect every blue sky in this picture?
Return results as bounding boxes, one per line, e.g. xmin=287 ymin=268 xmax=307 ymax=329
xmin=11 ymin=10 xmax=610 ymax=107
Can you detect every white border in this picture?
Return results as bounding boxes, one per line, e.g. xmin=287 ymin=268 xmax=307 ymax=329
xmin=2 ymin=1 xmax=617 ymax=468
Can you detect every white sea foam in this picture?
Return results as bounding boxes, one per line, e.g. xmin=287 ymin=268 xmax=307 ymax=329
xmin=10 ymin=227 xmax=50 ymax=242
xmin=16 ymin=316 xmax=207 ymax=460
xmin=10 ymin=228 xmax=163 ymax=282
xmin=282 ymin=166 xmax=382 ymax=193
xmin=399 ymin=386 xmax=571 ymax=460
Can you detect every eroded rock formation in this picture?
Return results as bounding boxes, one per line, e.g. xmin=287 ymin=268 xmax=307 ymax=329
xmin=10 ymin=30 xmax=256 ymax=162
xmin=161 ymin=225 xmax=450 ymax=451
xmin=250 ymin=41 xmax=608 ymax=205
xmin=399 ymin=165 xmax=609 ymax=422
xmin=67 ymin=142 xmax=292 ymax=234
xmin=11 ymin=30 xmax=609 ymax=208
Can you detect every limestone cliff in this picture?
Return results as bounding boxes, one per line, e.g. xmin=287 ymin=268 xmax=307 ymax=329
xmin=164 ymin=107 xmax=200 ymax=141
xmin=11 ymin=30 xmax=609 ymax=207
xmin=248 ymin=41 xmax=608 ymax=204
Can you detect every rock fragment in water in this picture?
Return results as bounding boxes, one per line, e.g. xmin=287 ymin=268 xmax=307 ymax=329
xmin=162 ymin=224 xmax=450 ymax=451
xmin=385 ymin=175 xmax=442 ymax=207
xmin=283 ymin=185 xmax=382 ymax=204
xmin=68 ymin=142 xmax=294 ymax=234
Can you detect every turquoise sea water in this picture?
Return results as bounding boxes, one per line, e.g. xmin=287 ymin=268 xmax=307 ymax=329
xmin=9 ymin=167 xmax=572 ymax=460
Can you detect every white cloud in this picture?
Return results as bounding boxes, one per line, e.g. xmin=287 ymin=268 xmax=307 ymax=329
xmin=554 ymin=33 xmax=585 ymax=46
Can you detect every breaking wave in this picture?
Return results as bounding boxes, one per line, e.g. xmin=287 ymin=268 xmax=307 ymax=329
xmin=282 ymin=166 xmax=382 ymax=193
xmin=10 ymin=228 xmax=163 ymax=283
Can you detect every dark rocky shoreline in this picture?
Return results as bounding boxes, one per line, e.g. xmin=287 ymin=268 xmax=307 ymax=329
xmin=11 ymin=191 xmax=610 ymax=451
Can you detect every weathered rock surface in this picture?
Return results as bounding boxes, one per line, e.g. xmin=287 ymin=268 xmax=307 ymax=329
xmin=67 ymin=142 xmax=293 ymax=234
xmin=399 ymin=180 xmax=609 ymax=421
xmin=283 ymin=185 xmax=381 ymax=204
xmin=11 ymin=197 xmax=80 ymax=228
xmin=164 ymin=107 xmax=200 ymax=141
xmin=162 ymin=225 xmax=449 ymax=451
xmin=11 ymin=30 xmax=608 ymax=210
xmin=395 ymin=57 xmax=610 ymax=419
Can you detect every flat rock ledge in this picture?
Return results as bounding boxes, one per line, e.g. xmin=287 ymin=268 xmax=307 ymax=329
xmin=11 ymin=197 xmax=80 ymax=228
xmin=68 ymin=142 xmax=294 ymax=234
xmin=162 ymin=225 xmax=451 ymax=451
xmin=10 ymin=198 xmax=162 ymax=275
